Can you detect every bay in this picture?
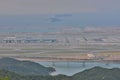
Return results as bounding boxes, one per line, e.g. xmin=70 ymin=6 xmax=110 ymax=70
xmin=38 ymin=61 xmax=120 ymax=76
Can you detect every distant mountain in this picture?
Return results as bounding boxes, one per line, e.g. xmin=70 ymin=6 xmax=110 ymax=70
xmin=48 ymin=14 xmax=72 ymax=23
xmin=49 ymin=17 xmax=62 ymax=23
xmin=0 ymin=57 xmax=55 ymax=76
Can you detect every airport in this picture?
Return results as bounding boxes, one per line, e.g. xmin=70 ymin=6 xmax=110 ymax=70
xmin=0 ymin=28 xmax=120 ymax=62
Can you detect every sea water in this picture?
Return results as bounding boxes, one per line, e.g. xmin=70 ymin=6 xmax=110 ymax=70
xmin=38 ymin=61 xmax=120 ymax=76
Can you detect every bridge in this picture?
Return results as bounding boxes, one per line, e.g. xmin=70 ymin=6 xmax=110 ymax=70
xmin=12 ymin=55 xmax=112 ymax=67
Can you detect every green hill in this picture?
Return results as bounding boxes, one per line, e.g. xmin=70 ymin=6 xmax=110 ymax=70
xmin=72 ymin=66 xmax=120 ymax=80
xmin=0 ymin=69 xmax=69 ymax=80
xmin=0 ymin=67 xmax=120 ymax=80
xmin=0 ymin=58 xmax=120 ymax=80
xmin=0 ymin=57 xmax=55 ymax=76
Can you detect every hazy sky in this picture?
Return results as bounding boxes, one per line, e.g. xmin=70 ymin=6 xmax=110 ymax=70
xmin=0 ymin=0 xmax=120 ymax=15
xmin=0 ymin=0 xmax=120 ymax=32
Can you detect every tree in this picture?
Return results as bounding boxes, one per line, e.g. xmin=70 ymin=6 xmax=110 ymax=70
xmin=0 ymin=76 xmax=10 ymax=80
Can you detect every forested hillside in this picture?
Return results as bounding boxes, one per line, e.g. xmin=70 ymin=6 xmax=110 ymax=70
xmin=0 ymin=58 xmax=55 ymax=76
xmin=0 ymin=67 xmax=120 ymax=80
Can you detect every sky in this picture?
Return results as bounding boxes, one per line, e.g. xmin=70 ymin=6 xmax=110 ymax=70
xmin=0 ymin=0 xmax=120 ymax=32
xmin=0 ymin=0 xmax=120 ymax=15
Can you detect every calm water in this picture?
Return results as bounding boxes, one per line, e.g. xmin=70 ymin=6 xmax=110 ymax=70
xmin=38 ymin=62 xmax=120 ymax=76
